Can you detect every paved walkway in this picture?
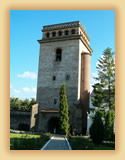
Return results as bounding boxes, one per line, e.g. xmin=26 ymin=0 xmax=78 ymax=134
xmin=41 ymin=134 xmax=71 ymax=150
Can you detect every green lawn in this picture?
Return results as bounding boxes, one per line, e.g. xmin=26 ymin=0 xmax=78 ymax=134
xmin=68 ymin=136 xmax=115 ymax=150
xmin=10 ymin=133 xmax=51 ymax=150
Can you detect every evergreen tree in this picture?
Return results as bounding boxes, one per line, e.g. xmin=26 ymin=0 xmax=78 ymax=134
xmin=89 ymin=111 xmax=104 ymax=144
xmin=92 ymin=48 xmax=115 ymax=111
xmin=92 ymin=83 xmax=104 ymax=109
xmin=104 ymin=110 xmax=114 ymax=140
xmin=59 ymin=84 xmax=69 ymax=135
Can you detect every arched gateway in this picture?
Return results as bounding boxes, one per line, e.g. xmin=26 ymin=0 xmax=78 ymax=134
xmin=48 ymin=117 xmax=59 ymax=134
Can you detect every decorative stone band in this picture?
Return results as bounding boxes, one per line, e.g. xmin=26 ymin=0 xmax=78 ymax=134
xmin=38 ymin=35 xmax=93 ymax=54
xmin=42 ymin=21 xmax=90 ymax=42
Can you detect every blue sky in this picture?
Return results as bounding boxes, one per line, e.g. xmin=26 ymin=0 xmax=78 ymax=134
xmin=10 ymin=10 xmax=115 ymax=100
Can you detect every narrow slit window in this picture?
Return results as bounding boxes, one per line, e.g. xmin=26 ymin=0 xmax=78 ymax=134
xmin=66 ymin=75 xmax=70 ymax=80
xmin=53 ymin=76 xmax=56 ymax=81
xmin=54 ymin=99 xmax=57 ymax=104
xmin=56 ymin=48 xmax=62 ymax=61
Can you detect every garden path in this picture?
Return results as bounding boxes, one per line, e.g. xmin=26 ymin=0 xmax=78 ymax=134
xmin=41 ymin=134 xmax=71 ymax=150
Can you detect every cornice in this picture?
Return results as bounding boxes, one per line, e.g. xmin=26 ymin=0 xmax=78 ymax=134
xmin=80 ymin=36 xmax=93 ymax=54
xmin=38 ymin=35 xmax=80 ymax=43
xmin=38 ymin=34 xmax=93 ymax=54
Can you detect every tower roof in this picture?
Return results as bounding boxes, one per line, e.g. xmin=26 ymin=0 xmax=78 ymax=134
xmin=38 ymin=21 xmax=93 ymax=53
xmin=42 ymin=21 xmax=90 ymax=42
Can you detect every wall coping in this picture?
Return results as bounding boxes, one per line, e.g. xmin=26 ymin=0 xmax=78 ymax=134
xmin=10 ymin=111 xmax=31 ymax=115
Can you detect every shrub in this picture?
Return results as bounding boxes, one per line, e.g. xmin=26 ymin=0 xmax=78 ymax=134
xmin=89 ymin=111 xmax=104 ymax=144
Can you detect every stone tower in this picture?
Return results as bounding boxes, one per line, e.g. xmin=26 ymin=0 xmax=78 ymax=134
xmin=36 ymin=21 xmax=93 ymax=134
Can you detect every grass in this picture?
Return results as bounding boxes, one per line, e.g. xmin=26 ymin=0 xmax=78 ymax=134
xmin=10 ymin=133 xmax=51 ymax=150
xmin=68 ymin=136 xmax=115 ymax=150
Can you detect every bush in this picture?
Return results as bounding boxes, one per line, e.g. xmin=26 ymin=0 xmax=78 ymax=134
xmin=90 ymin=111 xmax=104 ymax=144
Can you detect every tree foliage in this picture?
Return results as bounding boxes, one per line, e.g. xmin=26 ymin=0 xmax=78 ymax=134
xmin=91 ymin=48 xmax=115 ymax=141
xmin=89 ymin=111 xmax=104 ymax=144
xmin=104 ymin=110 xmax=114 ymax=140
xmin=92 ymin=47 xmax=115 ymax=111
xmin=10 ymin=97 xmax=36 ymax=112
xmin=59 ymin=84 xmax=69 ymax=135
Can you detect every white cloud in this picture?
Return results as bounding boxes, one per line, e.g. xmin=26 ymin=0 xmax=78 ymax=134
xmin=23 ymin=88 xmax=31 ymax=92
xmin=91 ymin=72 xmax=98 ymax=78
xmin=91 ymin=72 xmax=98 ymax=84
xmin=14 ymin=89 xmax=21 ymax=94
xmin=96 ymin=55 xmax=104 ymax=67
xmin=32 ymin=96 xmax=36 ymax=100
xmin=23 ymin=87 xmax=37 ymax=93
xmin=90 ymin=72 xmax=98 ymax=93
xmin=32 ymin=88 xmax=36 ymax=92
xmin=10 ymin=84 xmax=12 ymax=89
xmin=17 ymin=71 xmax=37 ymax=79
xmin=90 ymin=84 xmax=94 ymax=93
xmin=96 ymin=61 xmax=99 ymax=67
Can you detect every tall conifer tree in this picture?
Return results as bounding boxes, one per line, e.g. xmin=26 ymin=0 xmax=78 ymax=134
xmin=92 ymin=48 xmax=115 ymax=111
xmin=59 ymin=84 xmax=69 ymax=135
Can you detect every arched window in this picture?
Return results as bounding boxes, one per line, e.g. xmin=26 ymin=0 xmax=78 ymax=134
xmin=65 ymin=30 xmax=69 ymax=35
xmin=46 ymin=32 xmax=50 ymax=38
xmin=71 ymin=29 xmax=75 ymax=34
xmin=52 ymin=32 xmax=56 ymax=37
xmin=56 ymin=48 xmax=62 ymax=61
xmin=58 ymin=31 xmax=62 ymax=36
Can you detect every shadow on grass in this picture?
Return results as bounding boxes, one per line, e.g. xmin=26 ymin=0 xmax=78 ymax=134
xmin=10 ymin=133 xmax=51 ymax=150
xmin=68 ymin=136 xmax=115 ymax=150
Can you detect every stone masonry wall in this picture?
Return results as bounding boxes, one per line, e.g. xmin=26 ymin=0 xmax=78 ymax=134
xmin=10 ymin=111 xmax=31 ymax=130
xmin=37 ymin=39 xmax=80 ymax=111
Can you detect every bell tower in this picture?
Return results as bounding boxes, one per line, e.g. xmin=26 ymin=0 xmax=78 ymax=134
xmin=36 ymin=21 xmax=93 ymax=134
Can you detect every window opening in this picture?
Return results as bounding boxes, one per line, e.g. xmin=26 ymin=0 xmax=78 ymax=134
xmin=53 ymin=76 xmax=56 ymax=81
xmin=66 ymin=75 xmax=70 ymax=80
xmin=65 ymin=30 xmax=69 ymax=35
xmin=54 ymin=99 xmax=57 ymax=104
xmin=58 ymin=31 xmax=62 ymax=36
xmin=56 ymin=48 xmax=62 ymax=61
xmin=71 ymin=29 xmax=75 ymax=34
xmin=46 ymin=32 xmax=50 ymax=38
xmin=52 ymin=32 xmax=56 ymax=37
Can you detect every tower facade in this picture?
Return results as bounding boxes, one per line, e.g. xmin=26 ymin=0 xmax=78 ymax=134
xmin=36 ymin=21 xmax=93 ymax=134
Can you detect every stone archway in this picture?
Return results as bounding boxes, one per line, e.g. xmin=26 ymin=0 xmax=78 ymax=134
xmin=48 ymin=117 xmax=59 ymax=134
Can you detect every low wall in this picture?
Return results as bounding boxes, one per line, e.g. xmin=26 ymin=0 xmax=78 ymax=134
xmin=10 ymin=111 xmax=31 ymax=131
